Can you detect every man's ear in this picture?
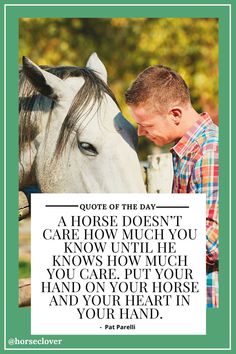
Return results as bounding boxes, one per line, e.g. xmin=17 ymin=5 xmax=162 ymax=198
xmin=169 ymin=107 xmax=182 ymax=125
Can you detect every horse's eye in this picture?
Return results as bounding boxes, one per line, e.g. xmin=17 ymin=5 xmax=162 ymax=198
xmin=78 ymin=142 xmax=98 ymax=156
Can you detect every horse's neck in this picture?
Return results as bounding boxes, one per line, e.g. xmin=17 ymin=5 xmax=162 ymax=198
xmin=19 ymin=113 xmax=47 ymax=189
xmin=19 ymin=141 xmax=38 ymax=189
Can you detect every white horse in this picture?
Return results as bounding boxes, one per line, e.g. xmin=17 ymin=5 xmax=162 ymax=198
xmin=19 ymin=53 xmax=146 ymax=306
xmin=19 ymin=53 xmax=146 ymax=193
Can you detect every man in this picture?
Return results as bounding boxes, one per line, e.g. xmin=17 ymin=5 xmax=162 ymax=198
xmin=125 ymin=65 xmax=219 ymax=308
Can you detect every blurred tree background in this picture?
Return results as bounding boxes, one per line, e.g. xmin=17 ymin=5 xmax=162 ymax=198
xmin=19 ymin=18 xmax=218 ymax=160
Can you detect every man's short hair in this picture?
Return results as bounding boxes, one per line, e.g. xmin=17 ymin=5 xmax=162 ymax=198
xmin=125 ymin=65 xmax=191 ymax=113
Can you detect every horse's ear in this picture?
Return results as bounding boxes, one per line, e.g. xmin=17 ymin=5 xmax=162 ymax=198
xmin=22 ymin=57 xmax=67 ymax=100
xmin=86 ymin=53 xmax=108 ymax=83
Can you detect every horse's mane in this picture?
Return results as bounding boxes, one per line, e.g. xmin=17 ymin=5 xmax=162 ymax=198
xmin=19 ymin=65 xmax=119 ymax=158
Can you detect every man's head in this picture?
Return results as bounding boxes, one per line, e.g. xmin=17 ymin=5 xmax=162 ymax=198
xmin=125 ymin=65 xmax=193 ymax=146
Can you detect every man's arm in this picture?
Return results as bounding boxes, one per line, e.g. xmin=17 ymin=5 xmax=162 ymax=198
xmin=192 ymin=146 xmax=219 ymax=265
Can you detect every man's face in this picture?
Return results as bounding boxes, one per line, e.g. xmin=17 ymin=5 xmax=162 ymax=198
xmin=129 ymin=104 xmax=178 ymax=147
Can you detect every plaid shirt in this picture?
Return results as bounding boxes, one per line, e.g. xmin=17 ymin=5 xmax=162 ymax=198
xmin=171 ymin=112 xmax=219 ymax=308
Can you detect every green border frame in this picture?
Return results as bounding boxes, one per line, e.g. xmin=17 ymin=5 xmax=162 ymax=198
xmin=1 ymin=1 xmax=234 ymax=353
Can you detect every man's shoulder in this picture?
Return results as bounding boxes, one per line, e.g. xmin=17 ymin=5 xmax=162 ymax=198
xmin=171 ymin=115 xmax=218 ymax=159
xmin=196 ymin=121 xmax=218 ymax=153
xmin=204 ymin=121 xmax=218 ymax=139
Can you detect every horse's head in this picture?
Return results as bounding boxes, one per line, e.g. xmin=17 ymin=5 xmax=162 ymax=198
xmin=19 ymin=53 xmax=146 ymax=193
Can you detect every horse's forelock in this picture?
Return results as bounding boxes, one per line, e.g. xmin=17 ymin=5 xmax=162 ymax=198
xmin=54 ymin=69 xmax=119 ymax=158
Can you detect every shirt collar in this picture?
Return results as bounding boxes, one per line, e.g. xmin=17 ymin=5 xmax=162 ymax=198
xmin=171 ymin=112 xmax=213 ymax=158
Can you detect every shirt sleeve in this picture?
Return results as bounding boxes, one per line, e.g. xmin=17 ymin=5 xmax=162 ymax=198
xmin=192 ymin=145 xmax=219 ymax=265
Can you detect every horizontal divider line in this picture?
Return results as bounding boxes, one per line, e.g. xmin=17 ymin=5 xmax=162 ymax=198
xmin=45 ymin=205 xmax=79 ymax=207
xmin=155 ymin=206 xmax=189 ymax=208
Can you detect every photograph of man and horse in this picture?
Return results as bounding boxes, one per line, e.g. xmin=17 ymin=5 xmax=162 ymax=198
xmin=18 ymin=18 xmax=219 ymax=309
